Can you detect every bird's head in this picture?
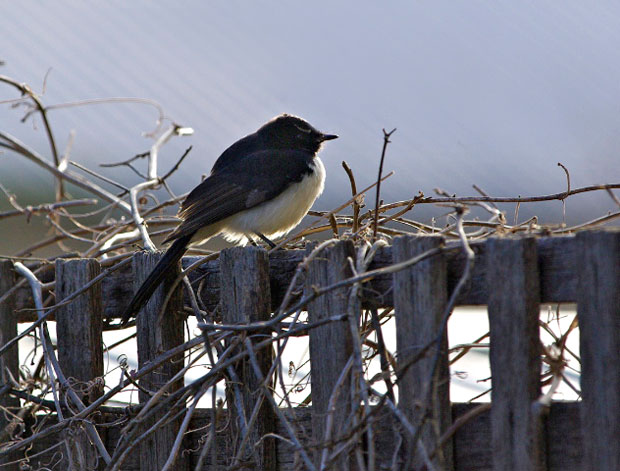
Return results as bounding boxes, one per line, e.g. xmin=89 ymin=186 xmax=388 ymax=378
xmin=257 ymin=114 xmax=338 ymax=152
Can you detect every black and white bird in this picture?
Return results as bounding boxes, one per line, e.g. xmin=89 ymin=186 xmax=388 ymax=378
xmin=121 ymin=114 xmax=337 ymax=323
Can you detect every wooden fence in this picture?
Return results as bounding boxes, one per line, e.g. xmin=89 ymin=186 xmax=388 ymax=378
xmin=0 ymin=230 xmax=619 ymax=470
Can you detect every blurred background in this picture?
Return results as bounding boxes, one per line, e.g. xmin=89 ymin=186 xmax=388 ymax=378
xmin=2 ymin=0 xmax=620 ymax=255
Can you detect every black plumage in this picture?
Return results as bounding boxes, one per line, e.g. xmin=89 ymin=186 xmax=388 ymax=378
xmin=120 ymin=114 xmax=337 ymax=324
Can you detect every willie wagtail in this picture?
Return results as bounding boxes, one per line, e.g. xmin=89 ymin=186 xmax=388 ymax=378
xmin=120 ymin=114 xmax=337 ymax=323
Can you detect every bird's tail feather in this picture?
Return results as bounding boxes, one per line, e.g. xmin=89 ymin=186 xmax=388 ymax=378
xmin=120 ymin=234 xmax=192 ymax=325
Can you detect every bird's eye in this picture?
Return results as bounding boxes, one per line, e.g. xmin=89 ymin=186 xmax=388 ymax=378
xmin=294 ymin=124 xmax=312 ymax=134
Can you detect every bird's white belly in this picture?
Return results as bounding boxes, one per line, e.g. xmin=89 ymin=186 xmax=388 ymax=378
xmin=219 ymin=157 xmax=326 ymax=244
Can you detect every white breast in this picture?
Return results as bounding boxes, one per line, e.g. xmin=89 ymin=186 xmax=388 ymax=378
xmin=219 ymin=157 xmax=326 ymax=244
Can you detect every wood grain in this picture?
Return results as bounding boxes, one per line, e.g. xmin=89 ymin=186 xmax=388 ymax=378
xmin=220 ymin=246 xmax=277 ymax=471
xmin=576 ymin=229 xmax=620 ymax=471
xmin=0 ymin=261 xmax=19 ymax=471
xmin=393 ymin=235 xmax=453 ymax=469
xmin=25 ymin=402 xmax=582 ymax=471
xmin=134 ymin=251 xmax=188 ymax=471
xmin=9 ymin=235 xmax=583 ymax=320
xmin=55 ymin=258 xmax=105 ymax=471
xmin=55 ymin=258 xmax=104 ymax=402
xmin=306 ymin=240 xmax=356 ymax=469
xmin=487 ymin=237 xmax=546 ymax=471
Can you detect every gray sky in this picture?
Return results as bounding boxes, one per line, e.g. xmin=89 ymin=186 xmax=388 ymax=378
xmin=2 ymin=1 xmax=620 ymax=231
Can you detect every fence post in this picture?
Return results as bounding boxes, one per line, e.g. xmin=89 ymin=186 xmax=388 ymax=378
xmin=392 ymin=235 xmax=453 ymax=470
xmin=306 ymin=240 xmax=356 ymax=470
xmin=576 ymin=230 xmax=620 ymax=471
xmin=133 ymin=251 xmax=187 ymax=471
xmin=56 ymin=258 xmax=105 ymax=470
xmin=56 ymin=259 xmax=104 ymax=403
xmin=0 ymin=261 xmax=19 ymax=471
xmin=220 ymin=246 xmax=276 ymax=471
xmin=487 ymin=236 xmax=546 ymax=471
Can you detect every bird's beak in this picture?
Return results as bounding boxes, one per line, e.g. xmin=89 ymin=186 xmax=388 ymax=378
xmin=320 ymin=133 xmax=338 ymax=141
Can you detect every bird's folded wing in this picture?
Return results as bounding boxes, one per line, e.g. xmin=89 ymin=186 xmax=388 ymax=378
xmin=163 ymin=149 xmax=314 ymax=243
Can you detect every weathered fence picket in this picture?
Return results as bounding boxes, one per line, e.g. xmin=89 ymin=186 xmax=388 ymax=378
xmin=393 ymin=235 xmax=453 ymax=470
xmin=487 ymin=237 xmax=546 ymax=471
xmin=576 ymin=230 xmax=620 ymax=471
xmin=0 ymin=230 xmax=618 ymax=470
xmin=220 ymin=246 xmax=277 ymax=471
xmin=133 ymin=251 xmax=187 ymax=471
xmin=56 ymin=258 xmax=104 ymax=404
xmin=0 ymin=261 xmax=19 ymax=471
xmin=306 ymin=240 xmax=357 ymax=470
xmin=56 ymin=258 xmax=105 ymax=470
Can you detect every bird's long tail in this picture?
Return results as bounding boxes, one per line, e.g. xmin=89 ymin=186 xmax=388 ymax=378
xmin=120 ymin=233 xmax=193 ymax=325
